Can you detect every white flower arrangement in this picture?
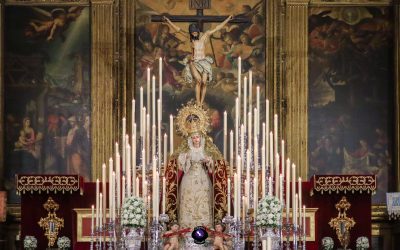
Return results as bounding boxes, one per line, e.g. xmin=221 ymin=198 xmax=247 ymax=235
xmin=121 ymin=196 xmax=147 ymax=228
xmin=356 ymin=236 xmax=369 ymax=249
xmin=23 ymin=235 xmax=37 ymax=249
xmin=321 ymin=237 xmax=334 ymax=250
xmin=57 ymin=236 xmax=71 ymax=249
xmin=255 ymin=195 xmax=282 ymax=228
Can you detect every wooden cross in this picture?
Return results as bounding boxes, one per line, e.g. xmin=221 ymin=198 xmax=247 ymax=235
xmin=151 ymin=0 xmax=250 ymax=32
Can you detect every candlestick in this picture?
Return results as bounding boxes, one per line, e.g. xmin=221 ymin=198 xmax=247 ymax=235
xmin=238 ymin=57 xmax=241 ymax=113
xmin=99 ymin=193 xmax=103 ymax=229
xmin=159 ymin=57 xmax=162 ymax=103
xmin=146 ymin=114 xmax=150 ymax=164
xmin=157 ymin=99 xmax=162 ymax=169
xmin=151 ymin=125 xmax=156 ymax=161
xmin=237 ymin=156 xmax=241 ymax=219
xmin=281 ymin=140 xmax=285 ymax=177
xmin=152 ymin=159 xmax=157 ymax=218
xmin=303 ymin=205 xmax=306 ymax=238
xmin=256 ymin=85 xmax=260 ymax=135
xmin=246 ymin=149 xmax=250 ymax=205
xmin=279 ymin=174 xmax=283 ymax=206
xmin=235 ymin=98 xmax=239 ymax=161
xmin=254 ymin=177 xmax=258 ymax=214
xmin=274 ymin=114 xmax=278 ymax=157
xmin=248 ymin=111 xmax=252 ymax=151
xmin=132 ymin=99 xmax=135 ymax=136
xmin=294 ymin=193 xmax=298 ymax=227
xmin=234 ymin=173 xmax=238 ymax=219
xmin=249 ymin=71 xmax=253 ymax=110
xmin=268 ymin=176 xmax=272 ymax=196
xmin=142 ymin=149 xmax=146 ymax=198
xmin=136 ymin=177 xmax=140 ymax=197
xmin=140 ymin=87 xmax=143 ymax=138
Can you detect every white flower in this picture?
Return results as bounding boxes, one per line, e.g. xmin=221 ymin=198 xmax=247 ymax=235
xmin=121 ymin=197 xmax=146 ymax=228
xmin=356 ymin=236 xmax=369 ymax=249
xmin=255 ymin=195 xmax=282 ymax=228
xmin=322 ymin=237 xmax=334 ymax=250
xmin=23 ymin=236 xmax=37 ymax=248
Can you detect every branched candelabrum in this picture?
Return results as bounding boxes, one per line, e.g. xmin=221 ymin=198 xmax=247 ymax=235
xmin=95 ymin=226 xmax=101 ymax=250
xmin=229 ymin=217 xmax=245 ymax=249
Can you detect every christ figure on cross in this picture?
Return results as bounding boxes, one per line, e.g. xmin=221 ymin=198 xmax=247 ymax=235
xmin=163 ymin=15 xmax=233 ymax=105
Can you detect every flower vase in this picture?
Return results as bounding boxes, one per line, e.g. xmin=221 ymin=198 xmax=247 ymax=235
xmin=124 ymin=227 xmax=143 ymax=250
xmin=259 ymin=227 xmax=279 ymax=250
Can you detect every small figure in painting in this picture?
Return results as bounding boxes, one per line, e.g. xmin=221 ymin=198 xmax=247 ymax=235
xmin=26 ymin=6 xmax=84 ymax=41
xmin=162 ymin=15 xmax=233 ymax=105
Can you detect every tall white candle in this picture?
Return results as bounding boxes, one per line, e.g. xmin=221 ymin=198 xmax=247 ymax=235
xmin=292 ymin=164 xmax=296 ymax=220
xmin=102 ymin=163 xmax=107 ymax=223
xmin=279 ymin=174 xmax=283 ymax=205
xmin=261 ymin=145 xmax=266 ymax=197
xmin=294 ymin=193 xmax=298 ymax=227
xmin=234 ymin=173 xmax=238 ymax=219
xmin=303 ymin=205 xmax=306 ymax=238
xmin=136 ymin=177 xmax=140 ymax=197
xmin=140 ymin=87 xmax=143 ymax=138
xmin=147 ymin=68 xmax=150 ymax=112
xmin=249 ymin=71 xmax=253 ymax=110
xmin=246 ymin=150 xmax=250 ymax=205
xmin=144 ymin=181 xmax=148 ymax=207
xmin=142 ymin=149 xmax=146 ymax=198
xmin=235 ymin=98 xmax=239 ymax=160
xmin=146 ymin=114 xmax=150 ymax=164
xmin=238 ymin=57 xmax=241 ymax=111
xmin=95 ymin=179 xmax=99 ymax=228
xmin=116 ymin=152 xmax=121 ymax=209
xmin=227 ymin=177 xmax=231 ymax=216
xmin=151 ymin=125 xmax=156 ymax=161
xmin=152 ymin=159 xmax=157 ymax=218
xmin=229 ymin=130 xmax=234 ymax=176
xmin=132 ymin=99 xmax=135 ymax=137
xmin=274 ymin=114 xmax=278 ymax=157
xmin=126 ymin=143 xmax=131 ymax=197
xmin=99 ymin=193 xmax=103 ymax=228
xmin=286 ymin=158 xmax=291 ymax=222
xmin=281 ymin=140 xmax=285 ymax=177
xmin=268 ymin=176 xmax=272 ymax=196
xmin=169 ymin=115 xmax=174 ymax=155
xmin=108 ymin=158 xmax=113 ymax=217
xmin=162 ymin=177 xmax=166 ymax=214
xmin=265 ymin=100 xmax=269 ymax=163
xmin=240 ymin=125 xmax=245 ymax=167
xmin=256 ymin=85 xmax=260 ymax=135
xmin=91 ymin=205 xmax=94 ymax=234
xmin=237 ymin=156 xmax=241 ymax=219
xmin=298 ymin=177 xmax=302 ymax=228
xmin=243 ymin=76 xmax=247 ymax=132
xmin=122 ymin=117 xmax=126 ymax=172
xmin=157 ymin=99 xmax=162 ymax=168
xmin=275 ymin=153 xmax=279 ymax=196
xmin=254 ymin=177 xmax=258 ymax=214
xmin=132 ymin=128 xmax=137 ymax=196
xmin=159 ymin=57 xmax=162 ymax=102
xmin=112 ymin=172 xmax=116 ymax=221
xmin=269 ymin=132 xmax=274 ymax=182
xmin=122 ymin=176 xmax=125 ymax=203
xmin=248 ymin=111 xmax=252 ymax=150
xmin=223 ymin=111 xmax=227 ymax=159
xmin=152 ymin=75 xmax=156 ymax=126
xmin=163 ymin=134 xmax=168 ymax=168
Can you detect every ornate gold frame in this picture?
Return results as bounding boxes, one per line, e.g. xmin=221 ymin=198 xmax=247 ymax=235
xmin=74 ymin=208 xmax=110 ymax=242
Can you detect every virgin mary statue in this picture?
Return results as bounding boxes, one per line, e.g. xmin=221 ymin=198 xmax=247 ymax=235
xmin=164 ymin=102 xmax=228 ymax=229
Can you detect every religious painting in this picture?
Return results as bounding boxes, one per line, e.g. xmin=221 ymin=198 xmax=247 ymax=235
xmin=4 ymin=6 xmax=91 ymax=203
xmin=134 ymin=0 xmax=266 ymax=153
xmin=307 ymin=7 xmax=394 ymax=203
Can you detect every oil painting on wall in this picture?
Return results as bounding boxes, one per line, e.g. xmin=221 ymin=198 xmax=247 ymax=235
xmin=4 ymin=6 xmax=91 ymax=203
xmin=308 ymin=7 xmax=394 ymax=203
xmin=135 ymin=0 xmax=266 ymax=151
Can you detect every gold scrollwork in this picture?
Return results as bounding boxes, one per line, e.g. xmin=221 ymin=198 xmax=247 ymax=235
xmin=312 ymin=175 xmax=376 ymax=195
xmin=16 ymin=175 xmax=82 ymax=194
xmin=329 ymin=196 xmax=356 ymax=249
xmin=38 ymin=197 xmax=64 ymax=247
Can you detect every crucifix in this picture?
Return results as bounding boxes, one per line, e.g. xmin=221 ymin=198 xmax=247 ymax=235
xmin=151 ymin=0 xmax=250 ymax=32
xmin=151 ymin=0 xmax=250 ymax=104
